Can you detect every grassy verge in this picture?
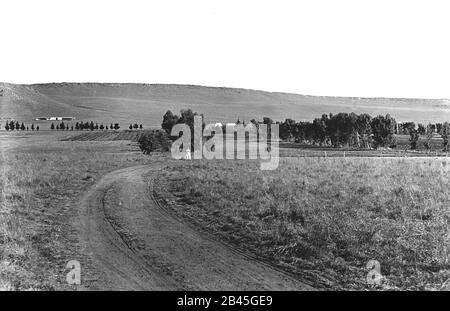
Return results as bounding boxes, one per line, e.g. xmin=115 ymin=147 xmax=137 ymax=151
xmin=156 ymin=157 xmax=450 ymax=290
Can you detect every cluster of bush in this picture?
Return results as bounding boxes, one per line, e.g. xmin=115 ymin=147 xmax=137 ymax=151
xmin=4 ymin=121 xmax=39 ymax=131
xmin=137 ymin=130 xmax=171 ymax=154
xmin=128 ymin=123 xmax=144 ymax=130
xmin=51 ymin=121 xmax=121 ymax=131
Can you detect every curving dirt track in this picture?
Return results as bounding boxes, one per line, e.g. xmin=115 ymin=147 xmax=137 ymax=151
xmin=75 ymin=162 xmax=313 ymax=290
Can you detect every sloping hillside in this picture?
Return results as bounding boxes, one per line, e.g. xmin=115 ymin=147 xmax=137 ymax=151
xmin=0 ymin=83 xmax=92 ymax=124
xmin=1 ymin=82 xmax=449 ymax=127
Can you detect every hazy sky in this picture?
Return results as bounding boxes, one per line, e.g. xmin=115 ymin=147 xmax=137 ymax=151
xmin=1 ymin=0 xmax=450 ymax=98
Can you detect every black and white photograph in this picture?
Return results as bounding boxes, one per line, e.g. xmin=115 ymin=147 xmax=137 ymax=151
xmin=1 ymin=0 xmax=450 ymax=299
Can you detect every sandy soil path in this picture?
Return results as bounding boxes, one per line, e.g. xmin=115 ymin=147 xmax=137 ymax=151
xmin=75 ymin=163 xmax=313 ymax=290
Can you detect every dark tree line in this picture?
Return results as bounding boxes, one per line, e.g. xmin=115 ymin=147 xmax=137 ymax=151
xmin=162 ymin=109 xmax=206 ymax=140
xmin=4 ymin=121 xmax=39 ymax=131
xmin=397 ymin=121 xmax=449 ymax=151
xmin=161 ymin=109 xmax=206 ymax=152
xmin=277 ymin=113 xmax=397 ymax=149
xmin=128 ymin=123 xmax=143 ymax=130
xmin=162 ymin=109 xmax=204 ymax=136
xmin=278 ymin=114 xmax=450 ymax=151
xmin=51 ymin=121 xmax=121 ymax=131
xmin=161 ymin=110 xmax=397 ymax=149
xmin=160 ymin=109 xmax=450 ymax=151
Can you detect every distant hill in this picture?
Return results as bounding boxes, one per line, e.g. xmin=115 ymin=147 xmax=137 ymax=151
xmin=1 ymin=82 xmax=449 ymax=127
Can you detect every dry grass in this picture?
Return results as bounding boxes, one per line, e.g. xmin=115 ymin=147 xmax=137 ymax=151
xmin=2 ymin=130 xmax=450 ymax=290
xmin=156 ymin=157 xmax=450 ymax=290
xmin=0 ymin=132 xmax=155 ymax=290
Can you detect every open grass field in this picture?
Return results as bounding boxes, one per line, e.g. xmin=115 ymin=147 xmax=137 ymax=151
xmin=156 ymin=157 xmax=450 ymax=290
xmin=0 ymin=131 xmax=159 ymax=290
xmin=1 ymin=128 xmax=450 ymax=290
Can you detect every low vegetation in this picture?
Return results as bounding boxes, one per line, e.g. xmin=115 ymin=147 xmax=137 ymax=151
xmin=156 ymin=158 xmax=450 ymax=290
xmin=137 ymin=130 xmax=171 ymax=154
xmin=0 ymin=134 xmax=156 ymax=290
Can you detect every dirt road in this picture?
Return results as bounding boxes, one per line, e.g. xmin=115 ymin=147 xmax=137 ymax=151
xmin=75 ymin=162 xmax=313 ymax=290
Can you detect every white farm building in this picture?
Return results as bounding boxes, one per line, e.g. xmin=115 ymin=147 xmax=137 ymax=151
xmin=35 ymin=117 xmax=75 ymax=121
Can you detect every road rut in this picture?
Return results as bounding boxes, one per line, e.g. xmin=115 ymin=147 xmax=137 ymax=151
xmin=76 ymin=163 xmax=313 ymax=290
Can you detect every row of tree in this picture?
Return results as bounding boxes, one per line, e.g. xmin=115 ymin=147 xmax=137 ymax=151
xmin=397 ymin=122 xmax=448 ymax=136
xmin=4 ymin=121 xmax=39 ymax=131
xmin=160 ymin=109 xmax=450 ymax=151
xmin=129 ymin=123 xmax=144 ymax=130
xmin=278 ymin=114 xmax=450 ymax=151
xmin=277 ymin=113 xmax=397 ymax=149
xmin=161 ymin=110 xmax=398 ymax=149
xmin=51 ymin=121 xmax=121 ymax=131
xmin=279 ymin=114 xmax=450 ymax=151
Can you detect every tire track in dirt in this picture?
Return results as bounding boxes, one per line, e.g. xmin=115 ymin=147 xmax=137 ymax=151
xmin=76 ymin=163 xmax=314 ymax=290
